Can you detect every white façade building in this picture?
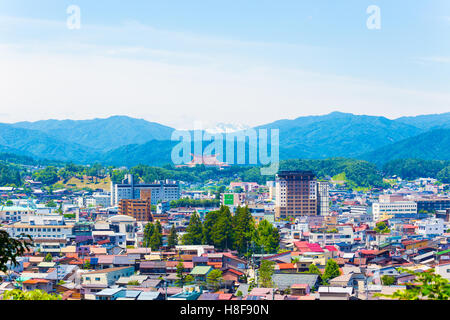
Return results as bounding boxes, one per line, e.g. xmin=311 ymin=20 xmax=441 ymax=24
xmin=110 ymin=174 xmax=181 ymax=206
xmin=5 ymin=214 xmax=73 ymax=243
xmin=416 ymin=218 xmax=445 ymax=237
xmin=0 ymin=205 xmax=35 ymax=223
xmin=372 ymin=201 xmax=417 ymax=221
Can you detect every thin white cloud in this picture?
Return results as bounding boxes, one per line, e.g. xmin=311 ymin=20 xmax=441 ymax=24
xmin=418 ymin=56 xmax=450 ymax=64
xmin=0 ymin=15 xmax=449 ymax=128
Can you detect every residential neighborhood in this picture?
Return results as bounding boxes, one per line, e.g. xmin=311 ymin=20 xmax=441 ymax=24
xmin=1 ymin=166 xmax=450 ymax=301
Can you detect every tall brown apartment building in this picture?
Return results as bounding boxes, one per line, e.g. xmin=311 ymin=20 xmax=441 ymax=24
xmin=118 ymin=189 xmax=153 ymax=222
xmin=275 ymin=171 xmax=318 ymax=219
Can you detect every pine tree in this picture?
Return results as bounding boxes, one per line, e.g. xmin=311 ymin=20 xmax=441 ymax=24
xmin=258 ymin=260 xmax=275 ymax=288
xmin=211 ymin=206 xmax=233 ymax=250
xmin=202 ymin=210 xmax=219 ymax=245
xmin=206 ymin=269 xmax=223 ymax=292
xmin=232 ymin=206 xmax=255 ymax=255
xmin=182 ymin=212 xmax=203 ymax=245
xmin=167 ymin=225 xmax=178 ymax=249
xmin=149 ymin=228 xmax=162 ymax=251
xmin=255 ymin=220 xmax=280 ymax=254
xmin=143 ymin=223 xmax=155 ymax=248
xmin=175 ymin=261 xmax=185 ymax=287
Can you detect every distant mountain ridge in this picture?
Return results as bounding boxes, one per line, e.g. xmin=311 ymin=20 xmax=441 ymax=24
xmin=12 ymin=115 xmax=174 ymax=152
xmin=0 ymin=111 xmax=448 ymax=166
xmin=257 ymin=111 xmax=423 ymax=159
xmin=359 ymin=129 xmax=450 ymax=165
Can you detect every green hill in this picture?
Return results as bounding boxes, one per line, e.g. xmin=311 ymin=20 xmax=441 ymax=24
xmin=359 ymin=129 xmax=450 ymax=165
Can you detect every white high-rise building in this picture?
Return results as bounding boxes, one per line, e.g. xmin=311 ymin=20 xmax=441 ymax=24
xmin=110 ymin=174 xmax=181 ymax=206
xmin=317 ymin=181 xmax=330 ymax=216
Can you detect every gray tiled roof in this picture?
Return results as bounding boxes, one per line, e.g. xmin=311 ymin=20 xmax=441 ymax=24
xmin=272 ymin=273 xmax=319 ymax=290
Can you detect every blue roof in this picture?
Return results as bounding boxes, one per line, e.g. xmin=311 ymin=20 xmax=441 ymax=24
xmin=136 ymin=291 xmax=161 ymax=300
xmin=96 ymin=288 xmax=124 ymax=296
xmin=125 ymin=290 xmax=141 ymax=298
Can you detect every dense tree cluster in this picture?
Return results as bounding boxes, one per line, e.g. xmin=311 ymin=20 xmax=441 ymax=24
xmin=280 ymin=158 xmax=387 ymax=188
xmin=383 ymin=159 xmax=450 ymax=181
xmin=0 ymin=163 xmax=22 ymax=187
xmin=182 ymin=206 xmax=280 ymax=255
xmin=143 ymin=220 xmax=163 ymax=250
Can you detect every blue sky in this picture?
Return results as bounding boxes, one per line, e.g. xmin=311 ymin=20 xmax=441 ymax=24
xmin=0 ymin=0 xmax=449 ymax=128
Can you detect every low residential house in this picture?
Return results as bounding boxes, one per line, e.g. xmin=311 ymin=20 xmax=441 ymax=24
xmin=222 ymin=268 xmax=244 ymax=283
xmin=435 ymin=249 xmax=450 ymax=263
xmin=272 ymin=273 xmax=320 ymax=292
xmin=136 ymin=291 xmax=164 ymax=300
xmin=167 ymin=285 xmax=203 ymax=300
xmin=125 ymin=248 xmax=152 ymax=260
xmin=95 ymin=288 xmax=126 ymax=300
xmin=166 ymin=261 xmax=193 ymax=273
xmin=275 ymin=263 xmax=297 ymax=273
xmin=139 ymin=261 xmax=167 ymax=275
xmin=116 ymin=290 xmax=142 ymax=300
xmin=248 ymin=288 xmax=274 ymax=300
xmin=175 ymin=245 xmax=215 ymax=257
xmin=37 ymin=262 xmax=56 ymax=273
xmin=22 ymin=279 xmax=53 ymax=293
xmin=81 ymin=266 xmax=134 ymax=300
xmin=116 ymin=275 xmax=149 ymax=287
xmin=371 ymin=266 xmax=400 ymax=279
xmin=198 ymin=293 xmax=220 ymax=300
xmin=412 ymin=251 xmax=435 ymax=265
xmin=394 ymin=272 xmax=416 ymax=285
xmin=435 ymin=262 xmax=450 ymax=280
xmin=290 ymin=284 xmax=310 ymax=296
xmin=192 ymin=256 xmax=209 ymax=267
xmin=96 ymin=255 xmax=114 ymax=269
xmin=318 ymin=286 xmax=353 ymax=300
xmin=56 ymin=282 xmax=82 ymax=300
xmin=39 ymin=243 xmax=63 ymax=257
xmin=329 ymin=273 xmax=364 ymax=291
xmin=0 ymin=282 xmax=16 ymax=295
xmin=190 ymin=266 xmax=213 ymax=282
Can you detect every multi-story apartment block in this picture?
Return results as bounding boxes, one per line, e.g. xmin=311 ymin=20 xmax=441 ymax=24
xmin=275 ymin=171 xmax=318 ymax=219
xmin=6 ymin=214 xmax=73 ymax=243
xmin=118 ymin=189 xmax=152 ymax=222
xmin=317 ymin=181 xmax=330 ymax=216
xmin=111 ymin=174 xmax=180 ymax=206
xmin=415 ymin=198 xmax=450 ymax=213
xmin=416 ymin=218 xmax=445 ymax=237
xmin=0 ymin=205 xmax=35 ymax=223
xmin=372 ymin=201 xmax=417 ymax=221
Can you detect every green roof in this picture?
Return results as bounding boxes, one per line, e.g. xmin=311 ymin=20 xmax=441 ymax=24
xmin=37 ymin=262 xmax=56 ymax=268
xmin=190 ymin=266 xmax=213 ymax=275
xmin=0 ymin=206 xmax=34 ymax=211
xmin=436 ymin=249 xmax=450 ymax=256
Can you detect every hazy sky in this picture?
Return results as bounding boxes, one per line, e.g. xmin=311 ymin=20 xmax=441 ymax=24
xmin=0 ymin=0 xmax=449 ymax=129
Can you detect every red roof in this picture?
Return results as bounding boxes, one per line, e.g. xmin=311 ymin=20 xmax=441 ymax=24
xmin=325 ymin=245 xmax=338 ymax=252
xmin=291 ymin=284 xmax=309 ymax=289
xmin=278 ymin=263 xmax=296 ymax=270
xmin=224 ymin=268 xmax=244 ymax=276
xmin=23 ymin=279 xmax=50 ymax=284
xmin=293 ymin=241 xmax=324 ymax=253
xmin=360 ymin=250 xmax=377 ymax=255
xmin=218 ymin=293 xmax=233 ymax=300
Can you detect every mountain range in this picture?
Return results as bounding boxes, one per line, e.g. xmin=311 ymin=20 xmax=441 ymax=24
xmin=0 ymin=111 xmax=449 ymax=167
